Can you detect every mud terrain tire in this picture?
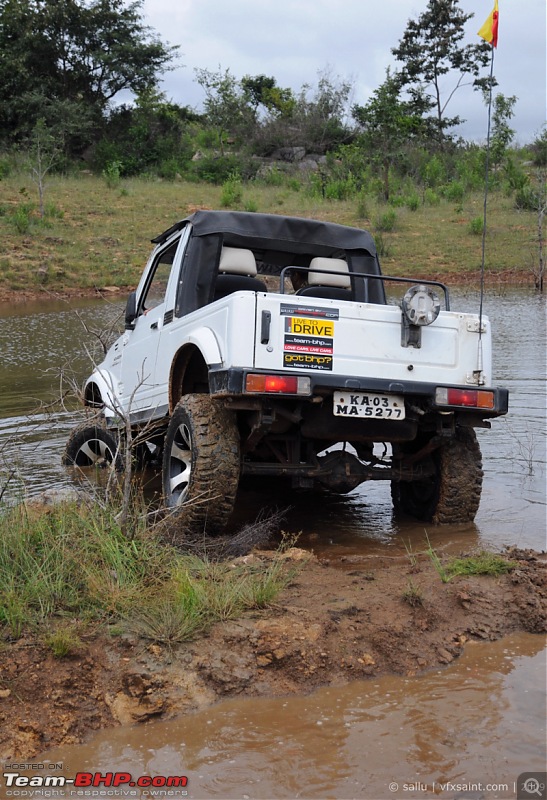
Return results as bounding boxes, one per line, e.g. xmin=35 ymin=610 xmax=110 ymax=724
xmin=62 ymin=423 xmax=121 ymax=469
xmin=162 ymin=394 xmax=240 ymax=538
xmin=392 ymin=427 xmax=483 ymax=524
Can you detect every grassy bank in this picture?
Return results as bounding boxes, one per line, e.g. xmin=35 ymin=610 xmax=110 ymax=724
xmin=0 ymin=496 xmax=297 ymax=649
xmin=0 ymin=169 xmax=539 ymax=295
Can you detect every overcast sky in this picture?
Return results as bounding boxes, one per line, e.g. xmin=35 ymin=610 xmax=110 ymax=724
xmin=140 ymin=0 xmax=546 ymax=144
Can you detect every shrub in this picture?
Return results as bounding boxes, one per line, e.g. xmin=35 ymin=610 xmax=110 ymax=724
xmin=530 ymin=126 xmax=547 ymax=167
xmin=469 ymin=216 xmax=484 ymax=235
xmin=443 ymin=180 xmax=465 ymax=202
xmin=157 ymin=158 xmax=185 ymax=180
xmin=102 ymin=160 xmax=122 ymax=189
xmin=10 ymin=202 xmax=35 ymax=234
xmin=44 ymin=202 xmax=64 ymax=220
xmin=405 ymin=194 xmax=420 ymax=211
xmin=455 ymin=148 xmax=486 ymax=191
xmin=0 ymin=157 xmax=11 ymax=179
xmin=423 ymin=154 xmax=446 ymax=188
xmin=324 ymin=176 xmax=357 ymax=201
xmin=257 ymin=165 xmax=286 ymax=187
xmin=192 ymin=154 xmax=243 ymax=184
xmin=424 ymin=188 xmax=440 ymax=206
xmin=503 ymin=156 xmax=530 ymax=193
xmin=374 ymin=209 xmax=397 ymax=232
xmin=355 ymin=193 xmax=369 ymax=220
xmin=220 ymin=171 xmax=243 ymax=207
xmin=374 ymin=232 xmax=392 ymax=257
xmin=515 ymin=186 xmax=540 ymax=211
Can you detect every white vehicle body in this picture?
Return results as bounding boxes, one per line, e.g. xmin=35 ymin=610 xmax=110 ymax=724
xmin=75 ymin=210 xmax=508 ymax=531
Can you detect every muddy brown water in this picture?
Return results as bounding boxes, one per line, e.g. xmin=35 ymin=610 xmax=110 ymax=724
xmin=24 ymin=634 xmax=547 ymax=800
xmin=0 ymin=289 xmax=545 ymax=798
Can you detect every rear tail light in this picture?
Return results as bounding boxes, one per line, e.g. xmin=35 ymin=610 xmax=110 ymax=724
xmin=245 ymin=373 xmax=311 ymax=395
xmin=435 ymin=387 xmax=495 ymax=409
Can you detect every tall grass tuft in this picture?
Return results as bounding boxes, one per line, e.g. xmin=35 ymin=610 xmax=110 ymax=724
xmin=0 ymin=499 xmax=297 ymax=642
xmin=425 ymin=533 xmax=515 ymax=583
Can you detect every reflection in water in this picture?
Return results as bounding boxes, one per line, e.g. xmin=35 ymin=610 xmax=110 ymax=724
xmin=38 ymin=633 xmax=546 ymax=800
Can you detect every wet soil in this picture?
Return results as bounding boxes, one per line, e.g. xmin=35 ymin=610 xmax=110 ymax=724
xmin=0 ymin=285 xmax=130 ymax=305
xmin=0 ymin=545 xmax=545 ymax=761
xmin=0 ymin=266 xmax=536 ymax=306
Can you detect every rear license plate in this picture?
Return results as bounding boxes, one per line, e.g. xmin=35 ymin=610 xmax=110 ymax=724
xmin=333 ymin=391 xmax=405 ymax=420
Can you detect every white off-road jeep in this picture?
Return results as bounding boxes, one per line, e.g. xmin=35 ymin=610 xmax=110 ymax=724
xmin=64 ymin=211 xmax=508 ymax=535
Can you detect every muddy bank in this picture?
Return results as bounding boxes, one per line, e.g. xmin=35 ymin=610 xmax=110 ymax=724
xmin=0 ymin=545 xmax=545 ymax=760
xmin=0 ymin=267 xmax=537 ymax=306
xmin=0 ymin=285 xmax=131 ymax=305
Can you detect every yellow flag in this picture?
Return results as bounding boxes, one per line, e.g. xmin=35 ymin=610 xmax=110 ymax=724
xmin=478 ymin=0 xmax=499 ymax=47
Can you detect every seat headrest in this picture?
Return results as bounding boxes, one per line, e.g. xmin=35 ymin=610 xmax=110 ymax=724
xmin=219 ymin=247 xmax=257 ymax=277
xmin=308 ymin=257 xmax=351 ymax=289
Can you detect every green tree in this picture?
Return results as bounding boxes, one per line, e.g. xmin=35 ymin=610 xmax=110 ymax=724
xmin=98 ymin=89 xmax=200 ymax=175
xmin=241 ymin=75 xmax=276 ymax=114
xmin=352 ymin=69 xmax=424 ymax=200
xmin=288 ymin=70 xmax=354 ymax=153
xmin=0 ymin=0 xmax=178 ymax=146
xmin=27 ymin=118 xmax=62 ymax=217
xmin=488 ymin=93 xmax=517 ymax=169
xmin=241 ymin=74 xmax=295 ymax=118
xmin=392 ymin=0 xmax=492 ymax=147
xmin=194 ymin=67 xmax=254 ymax=154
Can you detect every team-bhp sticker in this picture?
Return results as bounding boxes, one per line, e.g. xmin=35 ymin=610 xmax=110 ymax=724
xmin=284 ymin=316 xmax=334 ymax=338
xmin=283 ymin=353 xmax=333 ymax=371
xmin=283 ymin=316 xmax=335 ymax=370
xmin=283 ymin=334 xmax=333 ymax=355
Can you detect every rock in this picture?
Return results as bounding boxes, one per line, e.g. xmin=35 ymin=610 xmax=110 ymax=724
xmin=30 ymin=487 xmax=82 ymax=507
xmin=105 ymin=691 xmax=165 ymax=724
xmin=297 ymin=159 xmax=320 ymax=172
xmin=271 ymin=146 xmax=306 ymax=162
xmin=437 ymin=648 xmax=454 ymax=663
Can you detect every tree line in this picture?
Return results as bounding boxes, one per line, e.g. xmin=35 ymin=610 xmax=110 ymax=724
xmin=1 ymin=0 xmax=545 ymax=194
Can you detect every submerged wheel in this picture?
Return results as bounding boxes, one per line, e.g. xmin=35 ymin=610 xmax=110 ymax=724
xmin=391 ymin=427 xmax=483 ymax=524
xmin=62 ymin=423 xmax=121 ymax=469
xmin=162 ymin=394 xmax=240 ymax=537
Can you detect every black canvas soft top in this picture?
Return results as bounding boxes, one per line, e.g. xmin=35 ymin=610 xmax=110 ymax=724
xmin=152 ymin=210 xmax=377 ymax=256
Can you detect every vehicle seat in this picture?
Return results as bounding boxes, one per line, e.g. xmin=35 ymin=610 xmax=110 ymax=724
xmin=296 ymin=257 xmax=352 ymax=301
xmin=214 ymin=247 xmax=267 ymax=301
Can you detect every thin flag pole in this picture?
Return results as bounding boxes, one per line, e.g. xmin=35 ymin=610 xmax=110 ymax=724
xmin=478 ymin=46 xmax=495 ymax=375
xmin=476 ymin=0 xmax=499 ymax=384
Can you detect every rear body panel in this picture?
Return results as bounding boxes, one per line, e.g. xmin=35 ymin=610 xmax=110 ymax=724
xmin=253 ymin=294 xmax=491 ymax=388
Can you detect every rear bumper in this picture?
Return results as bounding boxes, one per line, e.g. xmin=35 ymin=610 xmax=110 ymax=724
xmin=209 ymin=367 xmax=509 ymax=418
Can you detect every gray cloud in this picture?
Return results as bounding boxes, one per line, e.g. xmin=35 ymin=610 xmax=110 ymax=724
xmin=143 ymin=0 xmax=546 ymax=142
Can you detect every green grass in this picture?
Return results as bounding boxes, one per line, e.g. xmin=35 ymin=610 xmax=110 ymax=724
xmin=444 ymin=551 xmax=515 ymax=579
xmin=0 ymin=499 xmax=297 ymax=643
xmin=402 ymin=578 xmax=424 ymax=606
xmin=0 ymin=169 xmax=538 ymax=293
xmin=44 ymin=625 xmax=83 ymax=658
xmin=425 ymin=538 xmax=515 ymax=584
